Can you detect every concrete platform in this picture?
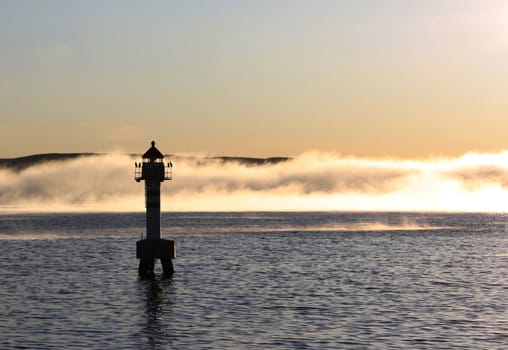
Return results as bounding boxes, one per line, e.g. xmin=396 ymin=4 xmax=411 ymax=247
xmin=136 ymin=239 xmax=176 ymax=259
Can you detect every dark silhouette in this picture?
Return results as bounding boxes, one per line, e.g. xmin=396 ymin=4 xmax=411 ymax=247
xmin=0 ymin=153 xmax=290 ymax=172
xmin=135 ymin=141 xmax=175 ymax=278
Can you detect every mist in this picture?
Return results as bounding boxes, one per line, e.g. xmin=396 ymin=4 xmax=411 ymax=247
xmin=2 ymin=151 xmax=508 ymax=212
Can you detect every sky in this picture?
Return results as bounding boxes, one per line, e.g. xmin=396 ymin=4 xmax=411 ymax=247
xmin=1 ymin=0 xmax=508 ymax=158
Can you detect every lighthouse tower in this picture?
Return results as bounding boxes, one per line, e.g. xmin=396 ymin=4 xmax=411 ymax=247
xmin=134 ymin=141 xmax=175 ymax=277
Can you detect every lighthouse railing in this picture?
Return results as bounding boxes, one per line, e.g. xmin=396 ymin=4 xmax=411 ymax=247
xmin=165 ymin=163 xmax=173 ymax=180
xmin=134 ymin=163 xmax=142 ymax=182
xmin=135 ymin=160 xmax=172 ymax=181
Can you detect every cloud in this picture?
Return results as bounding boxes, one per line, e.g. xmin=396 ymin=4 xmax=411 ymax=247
xmin=2 ymin=151 xmax=508 ymax=212
xmin=169 ymin=153 xmax=413 ymax=195
xmin=0 ymin=155 xmax=139 ymax=211
xmin=445 ymin=165 xmax=508 ymax=190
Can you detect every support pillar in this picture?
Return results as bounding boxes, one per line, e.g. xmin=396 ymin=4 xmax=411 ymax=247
xmin=161 ymin=257 xmax=174 ymax=276
xmin=138 ymin=258 xmax=155 ymax=278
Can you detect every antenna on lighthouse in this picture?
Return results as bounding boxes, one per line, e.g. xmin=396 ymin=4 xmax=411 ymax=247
xmin=134 ymin=141 xmax=175 ymax=278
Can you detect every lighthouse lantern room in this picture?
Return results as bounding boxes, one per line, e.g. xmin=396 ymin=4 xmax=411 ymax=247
xmin=134 ymin=141 xmax=175 ymax=277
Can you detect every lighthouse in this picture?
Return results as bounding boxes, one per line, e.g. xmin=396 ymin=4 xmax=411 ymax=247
xmin=134 ymin=141 xmax=175 ymax=277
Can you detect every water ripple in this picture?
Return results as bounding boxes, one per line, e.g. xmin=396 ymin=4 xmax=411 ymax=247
xmin=1 ymin=212 xmax=508 ymax=349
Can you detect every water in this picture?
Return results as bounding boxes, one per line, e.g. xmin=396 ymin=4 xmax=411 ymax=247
xmin=1 ymin=212 xmax=508 ymax=349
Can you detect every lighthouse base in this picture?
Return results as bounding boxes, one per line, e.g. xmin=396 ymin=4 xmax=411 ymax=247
xmin=137 ymin=239 xmax=176 ymax=277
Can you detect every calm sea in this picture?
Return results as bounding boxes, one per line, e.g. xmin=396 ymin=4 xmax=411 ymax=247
xmin=1 ymin=212 xmax=508 ymax=349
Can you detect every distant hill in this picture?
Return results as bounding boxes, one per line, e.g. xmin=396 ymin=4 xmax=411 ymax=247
xmin=0 ymin=153 xmax=290 ymax=171
xmin=210 ymin=156 xmax=290 ymax=166
xmin=0 ymin=153 xmax=98 ymax=172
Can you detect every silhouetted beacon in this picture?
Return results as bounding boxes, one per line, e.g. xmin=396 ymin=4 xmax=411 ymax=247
xmin=134 ymin=141 xmax=175 ymax=277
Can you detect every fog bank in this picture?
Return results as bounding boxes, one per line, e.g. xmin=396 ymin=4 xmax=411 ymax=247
xmin=2 ymin=151 xmax=508 ymax=212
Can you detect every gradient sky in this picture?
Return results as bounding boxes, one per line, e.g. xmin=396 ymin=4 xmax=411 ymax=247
xmin=1 ymin=0 xmax=508 ymax=158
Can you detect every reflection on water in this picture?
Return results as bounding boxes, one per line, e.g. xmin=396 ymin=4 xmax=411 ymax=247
xmin=141 ymin=277 xmax=175 ymax=349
